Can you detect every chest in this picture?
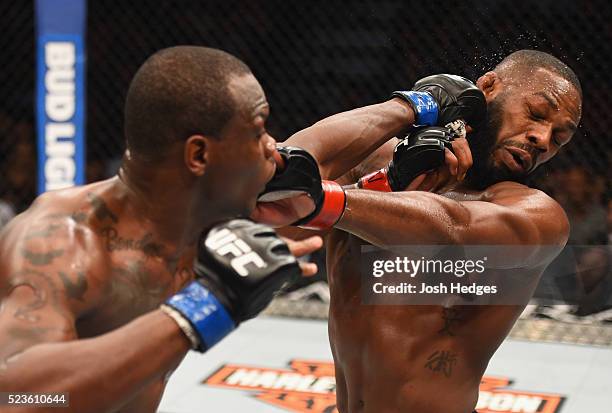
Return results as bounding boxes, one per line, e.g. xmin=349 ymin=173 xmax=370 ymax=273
xmin=76 ymin=250 xmax=196 ymax=338
xmin=326 ymin=230 xmax=363 ymax=303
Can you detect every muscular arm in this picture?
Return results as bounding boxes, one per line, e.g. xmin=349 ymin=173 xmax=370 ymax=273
xmin=284 ymin=99 xmax=415 ymax=180
xmin=336 ymin=183 xmax=569 ymax=268
xmin=0 ymin=231 xmax=190 ymax=413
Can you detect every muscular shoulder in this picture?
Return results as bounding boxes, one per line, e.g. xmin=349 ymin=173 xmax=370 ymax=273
xmin=483 ymin=181 xmax=564 ymax=214
xmin=0 ymin=185 xmax=112 ymax=315
xmin=482 ymin=181 xmax=569 ymax=246
xmin=0 ymin=186 xmax=112 ymax=358
xmin=0 ymin=183 xmax=107 ymax=255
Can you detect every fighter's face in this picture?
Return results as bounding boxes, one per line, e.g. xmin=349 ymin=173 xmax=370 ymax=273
xmin=468 ymin=69 xmax=582 ymax=188
xmin=203 ymin=74 xmax=277 ymax=216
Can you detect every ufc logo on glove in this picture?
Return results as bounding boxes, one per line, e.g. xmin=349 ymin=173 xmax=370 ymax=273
xmin=205 ymin=228 xmax=267 ymax=276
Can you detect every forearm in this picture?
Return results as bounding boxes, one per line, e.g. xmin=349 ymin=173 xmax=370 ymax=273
xmin=0 ymin=310 xmax=190 ymax=413
xmin=336 ymin=189 xmax=467 ymax=246
xmin=284 ymin=99 xmax=415 ymax=180
xmin=334 ymin=188 xmax=561 ymax=269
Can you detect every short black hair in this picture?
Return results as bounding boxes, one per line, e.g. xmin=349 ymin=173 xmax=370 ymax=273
xmin=124 ymin=46 xmax=251 ymax=160
xmin=494 ymin=50 xmax=582 ymax=97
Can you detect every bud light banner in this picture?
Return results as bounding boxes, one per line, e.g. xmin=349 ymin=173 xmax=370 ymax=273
xmin=36 ymin=0 xmax=86 ymax=193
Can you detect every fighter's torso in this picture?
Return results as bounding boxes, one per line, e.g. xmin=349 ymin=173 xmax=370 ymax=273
xmin=0 ymin=178 xmax=196 ymax=413
xmin=328 ymin=229 xmax=531 ymax=413
xmin=327 ymin=143 xmax=531 ymax=413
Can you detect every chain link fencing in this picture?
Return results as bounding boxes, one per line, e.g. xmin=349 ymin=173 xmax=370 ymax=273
xmin=1 ymin=0 xmax=611 ymax=343
xmin=0 ymin=0 xmax=35 ymax=221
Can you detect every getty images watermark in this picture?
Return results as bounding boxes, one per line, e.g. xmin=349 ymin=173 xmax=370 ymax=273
xmin=371 ymin=255 xmax=494 ymax=296
xmin=360 ymin=245 xmax=603 ymax=305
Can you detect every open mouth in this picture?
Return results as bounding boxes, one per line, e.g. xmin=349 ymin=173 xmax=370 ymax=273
xmin=505 ymin=147 xmax=532 ymax=173
xmin=511 ymin=152 xmax=525 ymax=169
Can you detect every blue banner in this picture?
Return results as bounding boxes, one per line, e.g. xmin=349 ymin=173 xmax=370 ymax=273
xmin=36 ymin=0 xmax=86 ymax=193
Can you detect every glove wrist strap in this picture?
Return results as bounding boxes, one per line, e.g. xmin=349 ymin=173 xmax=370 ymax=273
xmin=164 ymin=281 xmax=236 ymax=352
xmin=358 ymin=169 xmax=393 ymax=192
xmin=299 ymin=180 xmax=346 ymax=230
xmin=392 ymin=91 xmax=438 ymax=126
xmin=160 ymin=304 xmax=201 ymax=350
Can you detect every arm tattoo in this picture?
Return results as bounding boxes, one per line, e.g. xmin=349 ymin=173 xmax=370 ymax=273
xmin=2 ymin=271 xmax=75 ymax=368
xmin=21 ymin=249 xmax=64 ymax=266
xmin=12 ymin=281 xmax=47 ymax=323
xmin=71 ymin=211 xmax=87 ymax=223
xmin=424 ymin=350 xmax=458 ymax=378
xmin=88 ymin=193 xmax=118 ymax=223
xmin=58 ymin=271 xmax=88 ymax=301
xmin=438 ymin=307 xmax=463 ymax=336
xmin=24 ymin=223 xmax=62 ymax=240
xmin=9 ymin=270 xmax=62 ymax=323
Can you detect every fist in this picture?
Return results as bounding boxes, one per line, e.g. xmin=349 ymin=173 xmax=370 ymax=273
xmin=194 ymin=219 xmax=301 ymax=323
xmin=164 ymin=219 xmax=321 ymax=351
xmin=358 ymin=126 xmax=458 ymax=192
xmin=255 ymin=146 xmax=346 ymax=230
xmin=387 ymin=126 xmax=456 ymax=191
xmin=412 ymin=74 xmax=487 ymax=127
xmin=392 ymin=74 xmax=486 ymax=128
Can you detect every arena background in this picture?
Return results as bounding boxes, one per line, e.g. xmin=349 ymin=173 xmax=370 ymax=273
xmin=0 ymin=0 xmax=611 ymax=345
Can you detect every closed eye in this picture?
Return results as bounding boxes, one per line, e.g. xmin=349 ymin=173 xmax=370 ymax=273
xmin=528 ymin=107 xmax=546 ymax=121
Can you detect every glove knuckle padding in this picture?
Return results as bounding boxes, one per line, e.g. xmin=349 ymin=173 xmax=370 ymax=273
xmin=258 ymin=146 xmax=323 ymax=203
xmin=195 ymin=219 xmax=300 ymax=322
xmin=414 ymin=74 xmax=486 ymax=126
xmin=388 ymin=126 xmax=455 ymax=191
xmin=258 ymin=146 xmax=331 ymax=226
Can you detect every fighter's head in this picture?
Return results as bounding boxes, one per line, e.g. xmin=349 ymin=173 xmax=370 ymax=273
xmin=465 ymin=50 xmax=582 ymax=189
xmin=124 ymin=46 xmax=277 ymax=217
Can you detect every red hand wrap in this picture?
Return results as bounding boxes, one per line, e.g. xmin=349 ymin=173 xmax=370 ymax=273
xmin=358 ymin=169 xmax=392 ymax=192
xmin=300 ymin=180 xmax=346 ymax=230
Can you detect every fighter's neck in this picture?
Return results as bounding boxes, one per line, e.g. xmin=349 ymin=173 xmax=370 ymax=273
xmin=114 ymin=164 xmax=209 ymax=250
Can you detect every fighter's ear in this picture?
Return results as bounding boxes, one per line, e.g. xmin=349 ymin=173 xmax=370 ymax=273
xmin=184 ymin=135 xmax=208 ymax=176
xmin=476 ymin=71 xmax=502 ymax=101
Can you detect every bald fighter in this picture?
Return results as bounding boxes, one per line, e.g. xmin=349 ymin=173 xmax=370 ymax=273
xmin=255 ymin=50 xmax=582 ymax=413
xmin=0 ymin=46 xmax=322 ymax=413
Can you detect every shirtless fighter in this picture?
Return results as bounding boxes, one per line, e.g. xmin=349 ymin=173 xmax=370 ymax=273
xmin=0 ymin=46 xmax=322 ymax=413
xmin=255 ymin=50 xmax=582 ymax=413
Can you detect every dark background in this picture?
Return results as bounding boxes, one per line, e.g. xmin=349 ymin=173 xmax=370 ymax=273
xmin=0 ymin=0 xmax=610 ymax=219
xmin=0 ymin=0 xmax=610 ymax=316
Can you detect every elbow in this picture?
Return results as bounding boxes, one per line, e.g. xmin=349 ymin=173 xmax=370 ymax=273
xmin=318 ymin=162 xmax=336 ymax=181
xmin=556 ymin=209 xmax=570 ymax=247
xmin=445 ymin=204 xmax=472 ymax=245
xmin=447 ymin=227 xmax=466 ymax=245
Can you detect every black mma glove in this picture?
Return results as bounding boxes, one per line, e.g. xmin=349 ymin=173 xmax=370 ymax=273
xmin=358 ymin=126 xmax=457 ymax=192
xmin=392 ymin=74 xmax=487 ymax=127
xmin=163 ymin=219 xmax=300 ymax=351
xmin=258 ymin=146 xmax=346 ymax=230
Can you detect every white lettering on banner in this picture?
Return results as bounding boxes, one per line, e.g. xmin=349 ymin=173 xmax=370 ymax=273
xmin=46 ymin=123 xmax=75 ymax=156
xmin=44 ymin=42 xmax=77 ymax=191
xmin=224 ymin=368 xmax=336 ymax=394
xmin=46 ymin=94 xmax=75 ymax=122
xmin=226 ymin=369 xmax=261 ymax=386
xmin=205 ymin=229 xmax=268 ymax=276
xmin=476 ymin=391 xmax=543 ymax=412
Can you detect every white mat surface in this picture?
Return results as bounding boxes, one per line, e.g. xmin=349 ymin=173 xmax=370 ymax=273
xmin=159 ymin=316 xmax=612 ymax=413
